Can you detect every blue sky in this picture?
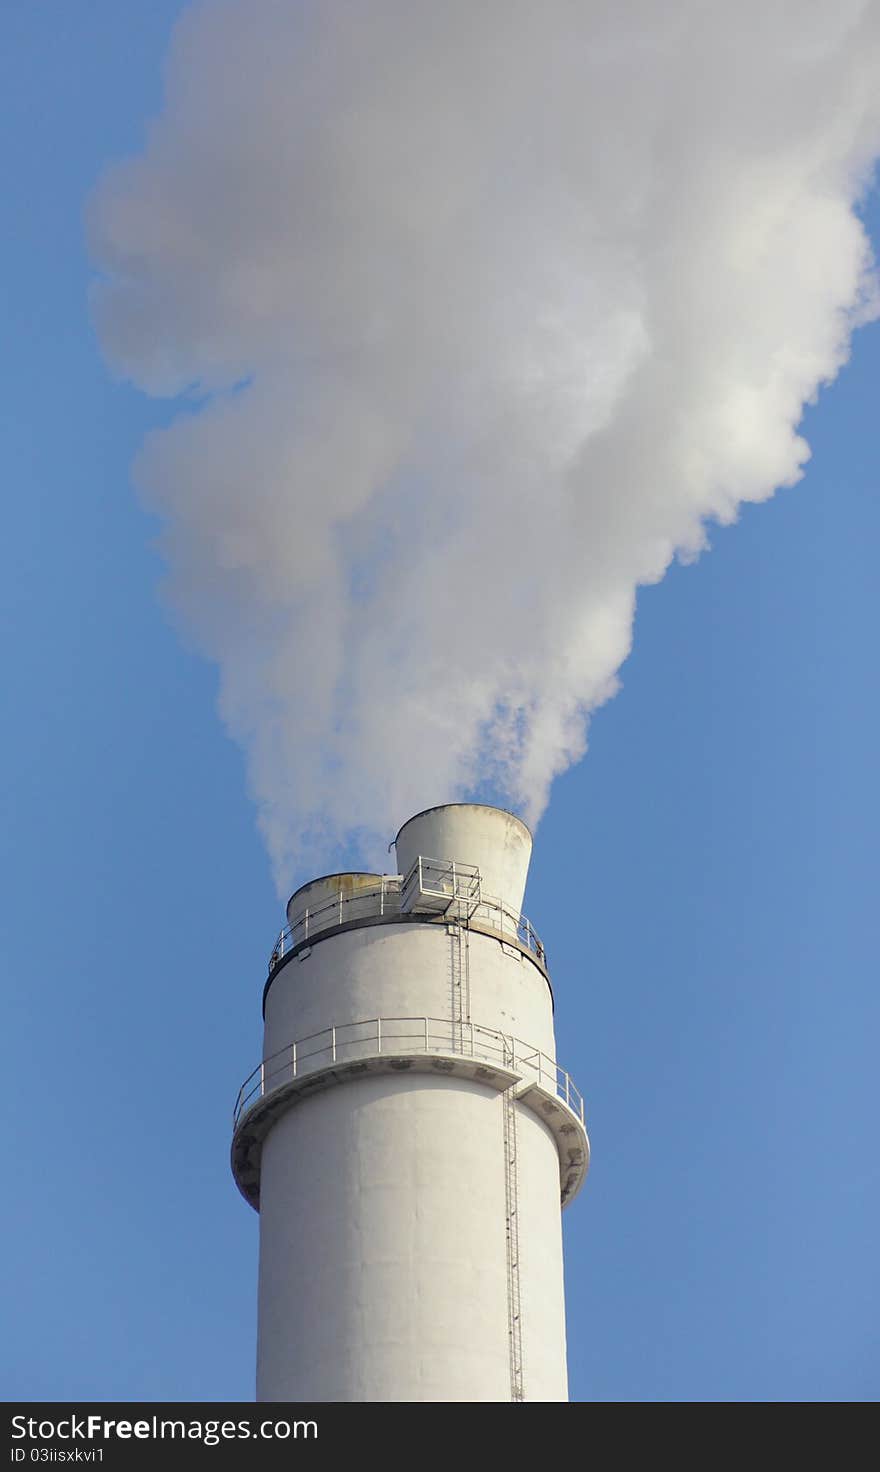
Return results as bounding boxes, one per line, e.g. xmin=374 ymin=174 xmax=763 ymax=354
xmin=2 ymin=2 xmax=878 ymax=1402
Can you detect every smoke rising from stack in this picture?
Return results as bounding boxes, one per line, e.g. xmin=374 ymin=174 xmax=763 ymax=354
xmin=88 ymin=0 xmax=880 ymax=889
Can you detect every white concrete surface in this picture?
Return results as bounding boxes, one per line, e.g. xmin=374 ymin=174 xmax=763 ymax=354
xmin=257 ymin=1077 xmax=512 ymax=1402
xmin=264 ymin=922 xmax=555 ymax=1067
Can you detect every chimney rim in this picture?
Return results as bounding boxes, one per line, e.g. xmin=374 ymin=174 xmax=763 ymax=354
xmin=286 ymin=869 xmax=389 ymax=916
xmin=393 ymin=802 xmax=532 ymax=850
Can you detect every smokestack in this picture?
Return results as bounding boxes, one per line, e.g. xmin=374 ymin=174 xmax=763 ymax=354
xmin=231 ymin=803 xmax=588 ymax=1402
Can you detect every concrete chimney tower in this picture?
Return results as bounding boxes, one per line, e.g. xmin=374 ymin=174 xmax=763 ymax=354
xmin=231 ymin=803 xmax=589 ymax=1402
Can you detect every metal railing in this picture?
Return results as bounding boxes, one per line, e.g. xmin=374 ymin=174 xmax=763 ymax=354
xmin=270 ymin=862 xmax=545 ymax=968
xmin=233 ymin=1015 xmax=585 ymax=1131
xmin=399 ymin=856 xmax=481 ymax=917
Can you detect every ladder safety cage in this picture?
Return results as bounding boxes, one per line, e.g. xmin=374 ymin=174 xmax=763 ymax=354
xmin=501 ymin=1034 xmax=525 ymax=1401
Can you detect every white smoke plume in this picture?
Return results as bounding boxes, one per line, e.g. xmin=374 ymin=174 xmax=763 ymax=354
xmin=89 ymin=0 xmax=880 ymax=890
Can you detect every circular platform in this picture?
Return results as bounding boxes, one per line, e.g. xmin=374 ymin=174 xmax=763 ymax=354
xmin=231 ymin=1044 xmax=590 ymax=1212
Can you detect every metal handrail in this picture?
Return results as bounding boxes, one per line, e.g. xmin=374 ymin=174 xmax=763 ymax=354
xmin=399 ymin=856 xmax=482 ymax=914
xmin=233 ymin=1015 xmax=585 ymax=1131
xmin=269 ymin=873 xmax=546 ymax=969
